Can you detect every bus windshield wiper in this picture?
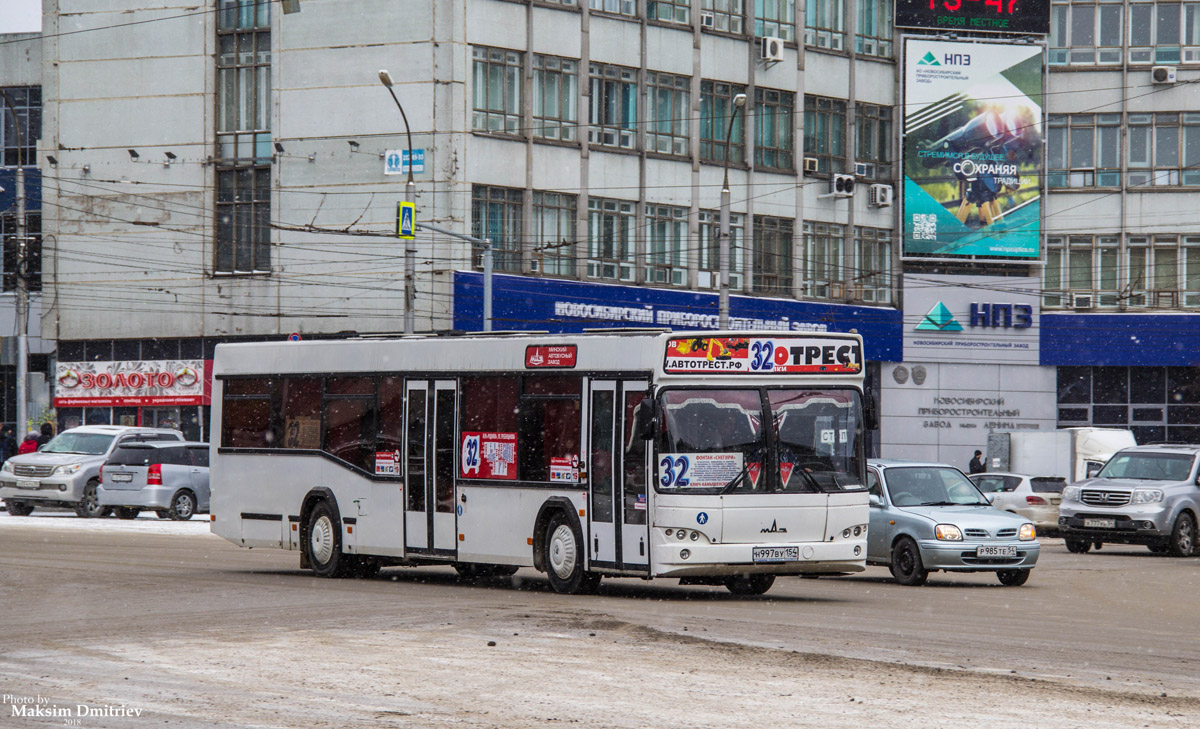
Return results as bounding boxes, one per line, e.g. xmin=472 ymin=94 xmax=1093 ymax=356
xmin=718 ymin=464 xmax=750 ymax=494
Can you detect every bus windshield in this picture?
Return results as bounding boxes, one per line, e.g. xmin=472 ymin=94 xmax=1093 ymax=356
xmin=657 ymin=388 xmax=864 ymax=495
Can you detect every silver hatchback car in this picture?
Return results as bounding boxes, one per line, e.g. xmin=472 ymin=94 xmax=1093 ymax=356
xmin=867 ymin=460 xmax=1040 ymax=586
xmin=97 ymin=441 xmax=210 ymax=520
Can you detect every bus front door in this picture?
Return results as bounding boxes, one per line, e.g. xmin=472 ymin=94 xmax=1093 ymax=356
xmin=404 ymin=380 xmax=458 ymax=556
xmin=588 ymin=380 xmax=650 ymax=572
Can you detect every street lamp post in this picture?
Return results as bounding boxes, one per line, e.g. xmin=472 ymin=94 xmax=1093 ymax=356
xmin=719 ymin=93 xmax=746 ymax=330
xmin=377 ymin=70 xmax=417 ymax=335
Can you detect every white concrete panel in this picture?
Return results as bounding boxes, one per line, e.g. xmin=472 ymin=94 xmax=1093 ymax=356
xmin=467 ymin=0 xmax=527 ymax=49
xmin=1045 ymin=70 xmax=1124 ymax=113
xmin=283 ymin=0 xmax=434 ymax=48
xmin=58 ymin=96 xmax=208 ymax=148
xmin=588 ymin=151 xmax=640 ymax=197
xmin=530 ymin=143 xmax=585 ymax=192
xmin=280 ymin=84 xmax=437 ymax=139
xmin=57 ymin=57 xmax=205 ymax=103
xmin=644 ymin=157 xmax=691 ymax=206
xmin=590 ymin=17 xmax=642 ymax=67
xmin=1043 ymin=192 xmax=1122 ymax=234
xmin=805 ymin=53 xmax=852 ymax=99
xmin=699 ymin=36 xmax=752 ymax=85
xmin=1125 ymin=193 xmax=1200 ymax=235
xmin=0 ymin=34 xmax=41 ymax=85
xmin=530 ymin=7 xmax=582 ymax=59
xmin=755 ymin=53 xmax=798 ymax=91
xmin=853 ymin=59 xmax=896 ymax=105
xmin=56 ymin=10 xmax=206 ymax=63
xmin=467 ymin=136 xmax=528 ymax=188
xmin=644 ymin=26 xmax=694 ymax=76
xmin=279 ymin=45 xmax=434 ymax=92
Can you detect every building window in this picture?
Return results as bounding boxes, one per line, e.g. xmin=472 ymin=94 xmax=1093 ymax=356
xmin=700 ymin=81 xmax=746 ymax=164
xmin=1129 ymin=1 xmax=1188 ymax=64
xmin=802 ymin=221 xmax=844 ymax=299
xmin=216 ymin=167 xmax=271 ymax=273
xmin=1043 ymin=234 xmax=1200 ymax=310
xmin=216 ymin=0 xmax=271 ymax=275
xmin=803 ymin=95 xmax=845 ymax=175
xmin=1057 ymin=366 xmax=1200 ymax=445
xmin=471 ymin=185 xmax=523 ymax=273
xmin=756 ymin=0 xmax=796 ymax=41
xmin=1048 ymin=0 xmax=1123 ymax=66
xmin=533 ymin=55 xmax=579 ymax=142
xmin=645 ymin=204 xmax=687 ymax=286
xmin=472 ymin=47 xmax=523 ymax=135
xmin=698 ymin=210 xmax=744 ymax=290
xmin=587 ymin=198 xmax=636 ymax=281
xmin=0 ymin=86 xmax=39 ymax=166
xmin=0 ymin=212 xmax=41 ymax=292
xmin=755 ymin=88 xmax=795 ymax=171
xmin=856 ymin=0 xmax=891 ymax=57
xmin=854 ymin=226 xmax=891 ymax=305
xmin=588 ymin=63 xmax=638 ymax=150
xmin=532 ymin=191 xmax=577 ymax=277
xmin=701 ymin=0 xmax=744 ymax=33
xmin=753 ymin=216 xmax=794 ymax=295
xmin=589 ymin=0 xmax=636 ymax=17
xmin=805 ymin=0 xmax=845 ymax=51
xmin=855 ymin=103 xmax=892 ymax=182
xmin=646 ymin=72 xmax=690 ymax=156
xmin=1127 ymin=113 xmax=1200 ymax=187
xmin=648 ymin=0 xmax=690 ymax=24
xmin=1047 ymin=114 xmax=1122 ymax=188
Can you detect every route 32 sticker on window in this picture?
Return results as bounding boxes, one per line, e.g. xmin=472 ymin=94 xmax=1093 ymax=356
xmin=658 ymin=452 xmax=744 ymax=490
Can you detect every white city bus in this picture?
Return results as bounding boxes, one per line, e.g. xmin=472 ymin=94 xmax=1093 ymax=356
xmin=210 ymin=330 xmax=873 ymax=595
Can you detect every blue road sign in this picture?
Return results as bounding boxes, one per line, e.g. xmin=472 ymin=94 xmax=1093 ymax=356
xmin=398 ymin=201 xmax=416 ymax=239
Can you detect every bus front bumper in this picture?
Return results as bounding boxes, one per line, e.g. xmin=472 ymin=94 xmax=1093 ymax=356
xmin=653 ymin=539 xmax=867 ymax=577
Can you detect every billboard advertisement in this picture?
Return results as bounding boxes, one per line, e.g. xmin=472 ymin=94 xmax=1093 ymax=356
xmin=903 ymin=39 xmax=1044 ymax=259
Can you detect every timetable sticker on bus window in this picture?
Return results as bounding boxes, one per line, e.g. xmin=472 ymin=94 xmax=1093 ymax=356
xmin=663 ymin=337 xmax=862 ymax=375
xmin=375 ymin=450 xmax=400 ymax=476
xmin=550 ymin=456 xmax=580 ymax=484
xmin=460 ymin=432 xmax=518 ymax=480
xmin=658 ymin=452 xmax=744 ymax=490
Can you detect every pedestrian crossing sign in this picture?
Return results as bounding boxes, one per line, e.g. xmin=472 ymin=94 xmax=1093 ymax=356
xmin=398 ymin=201 xmax=416 ymax=240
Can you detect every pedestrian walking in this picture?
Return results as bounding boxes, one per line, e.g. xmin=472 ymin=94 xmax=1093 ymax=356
xmin=968 ymin=450 xmax=985 ymax=475
xmin=18 ymin=431 xmax=40 ymax=455
xmin=36 ymin=422 xmax=54 ymax=447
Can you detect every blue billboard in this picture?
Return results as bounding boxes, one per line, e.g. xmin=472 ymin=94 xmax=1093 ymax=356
xmin=453 ymin=272 xmax=902 ymax=362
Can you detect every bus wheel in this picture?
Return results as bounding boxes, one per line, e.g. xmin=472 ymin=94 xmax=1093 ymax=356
xmin=544 ymin=512 xmax=600 ymax=594
xmin=724 ymin=574 xmax=776 ymax=595
xmin=306 ymin=501 xmax=352 ymax=578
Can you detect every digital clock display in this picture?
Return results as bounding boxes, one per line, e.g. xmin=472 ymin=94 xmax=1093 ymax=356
xmin=895 ymin=0 xmax=1051 ymax=35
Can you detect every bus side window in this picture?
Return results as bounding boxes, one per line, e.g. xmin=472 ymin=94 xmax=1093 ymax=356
xmin=377 ymin=377 xmax=405 ymax=460
xmin=518 ymin=377 xmax=581 ymax=483
xmin=221 ymin=378 xmax=274 ymax=448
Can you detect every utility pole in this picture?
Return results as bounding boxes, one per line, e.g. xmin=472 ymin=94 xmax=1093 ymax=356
xmin=2 ymin=91 xmax=28 ymax=433
xmin=378 ymin=70 xmax=417 ymax=334
xmin=718 ymin=93 xmax=747 ymax=329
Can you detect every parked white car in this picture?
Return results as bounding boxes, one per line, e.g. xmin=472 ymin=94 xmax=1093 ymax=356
xmin=969 ymin=472 xmax=1066 ymax=531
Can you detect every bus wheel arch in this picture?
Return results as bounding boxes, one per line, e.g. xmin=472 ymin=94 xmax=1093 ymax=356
xmin=534 ymin=499 xmax=600 ymax=594
xmin=299 ymin=488 xmax=351 ymax=577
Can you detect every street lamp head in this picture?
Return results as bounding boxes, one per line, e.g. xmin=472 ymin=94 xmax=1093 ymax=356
xmin=378 ymin=69 xmax=394 ymax=88
xmin=733 ymin=93 xmax=747 ymax=108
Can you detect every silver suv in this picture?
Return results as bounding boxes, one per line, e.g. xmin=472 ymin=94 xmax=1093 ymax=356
xmin=1058 ymin=445 xmax=1200 ymax=557
xmin=98 ymin=441 xmax=210 ymax=520
xmin=0 ymin=425 xmax=184 ymax=517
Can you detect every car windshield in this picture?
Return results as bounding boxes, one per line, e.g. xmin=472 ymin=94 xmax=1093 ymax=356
xmin=1097 ymin=453 xmax=1195 ymax=481
xmin=41 ymin=432 xmax=115 ymax=456
xmin=656 ymin=388 xmax=864 ymax=495
xmin=886 ymin=466 xmax=988 ymax=506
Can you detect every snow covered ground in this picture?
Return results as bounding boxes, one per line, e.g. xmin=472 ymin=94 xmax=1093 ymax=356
xmin=0 ymin=509 xmax=216 ymax=536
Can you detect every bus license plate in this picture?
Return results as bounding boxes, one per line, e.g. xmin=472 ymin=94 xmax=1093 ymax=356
xmin=17 ymin=479 xmax=40 ymax=489
xmin=753 ymin=546 xmax=799 ymax=563
xmin=1084 ymin=518 xmax=1115 ymax=529
xmin=976 ymin=545 xmax=1017 ymax=558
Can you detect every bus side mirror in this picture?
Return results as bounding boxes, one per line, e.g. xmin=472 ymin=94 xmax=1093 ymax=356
xmin=863 ymin=392 xmax=879 ymax=431
xmin=636 ymin=400 xmax=659 ymax=441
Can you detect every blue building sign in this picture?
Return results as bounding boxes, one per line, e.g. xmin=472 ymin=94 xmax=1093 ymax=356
xmin=1041 ymin=313 xmax=1200 ymax=367
xmin=453 ymin=271 xmax=903 ymax=362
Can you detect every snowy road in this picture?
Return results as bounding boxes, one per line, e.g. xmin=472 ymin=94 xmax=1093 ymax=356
xmin=1 ymin=515 xmax=1197 ymax=728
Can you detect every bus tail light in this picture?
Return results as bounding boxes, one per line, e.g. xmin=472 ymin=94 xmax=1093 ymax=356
xmin=147 ymin=464 xmax=163 ymax=485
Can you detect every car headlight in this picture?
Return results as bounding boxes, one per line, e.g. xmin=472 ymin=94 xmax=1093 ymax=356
xmin=1061 ymin=486 xmax=1080 ymax=502
xmin=55 ymin=464 xmax=83 ymax=475
xmin=1 ymin=461 xmax=12 ymax=473
xmin=1131 ymin=489 xmax=1164 ymax=504
xmin=1019 ymin=523 xmax=1036 ymax=541
xmin=934 ymin=524 xmax=963 ymax=541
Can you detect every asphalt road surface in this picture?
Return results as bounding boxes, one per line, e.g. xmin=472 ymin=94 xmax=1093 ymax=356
xmin=1 ymin=513 xmax=1198 ymax=728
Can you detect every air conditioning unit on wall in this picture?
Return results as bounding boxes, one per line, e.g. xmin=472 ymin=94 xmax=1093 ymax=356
xmin=868 ymin=183 xmax=893 ymax=207
xmin=761 ymin=36 xmax=785 ymax=63
xmin=700 ymin=11 xmax=715 ymax=28
xmin=830 ymin=174 xmax=855 ymax=198
xmin=803 ymin=157 xmax=819 ymax=174
xmin=1151 ymin=66 xmax=1177 ymax=84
